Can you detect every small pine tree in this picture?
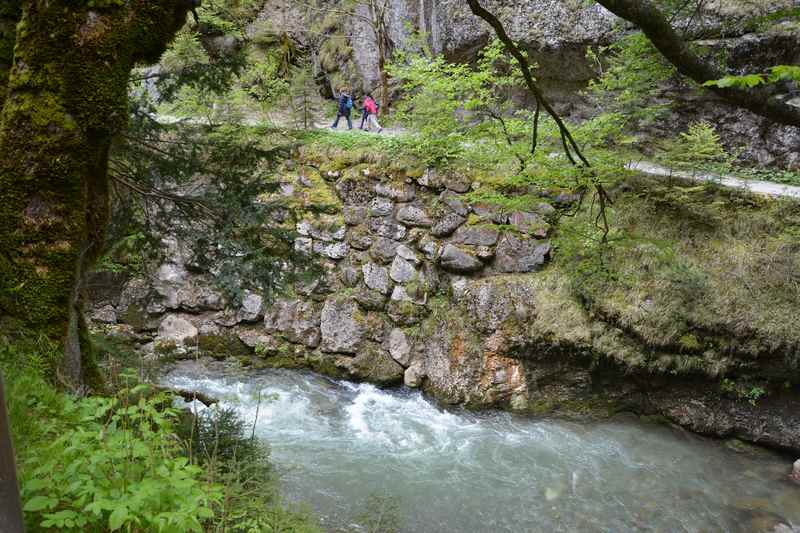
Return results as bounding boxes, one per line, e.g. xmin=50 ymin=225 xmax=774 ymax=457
xmin=288 ymin=63 xmax=322 ymax=130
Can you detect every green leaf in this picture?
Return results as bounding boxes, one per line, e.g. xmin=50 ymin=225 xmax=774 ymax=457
xmin=23 ymin=495 xmax=56 ymax=512
xmin=109 ymin=506 xmax=129 ymax=531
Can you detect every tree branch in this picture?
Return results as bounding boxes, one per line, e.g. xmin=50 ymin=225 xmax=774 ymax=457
xmin=595 ymin=0 xmax=800 ymax=127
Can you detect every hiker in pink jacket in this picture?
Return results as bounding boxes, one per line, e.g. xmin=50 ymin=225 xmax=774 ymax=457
xmin=359 ymin=94 xmax=383 ymax=133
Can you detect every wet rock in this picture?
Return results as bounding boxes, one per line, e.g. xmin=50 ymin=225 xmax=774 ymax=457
xmin=313 ymin=240 xmax=349 ymax=260
xmin=439 ymin=244 xmax=483 ymax=273
xmin=790 ymin=459 xmax=800 ymax=485
xmin=343 ymin=205 xmax=368 ymax=225
xmin=237 ymin=291 xmax=263 ymax=323
xmin=431 ymin=212 xmax=466 ymax=237
xmin=451 ymin=225 xmax=500 ymax=246
xmin=396 ymin=205 xmax=434 ymax=227
xmin=404 ymin=362 xmax=426 ymax=388
xmin=369 ymin=237 xmax=399 ymax=264
xmin=363 ymin=262 xmax=392 ymax=295
xmin=320 ymin=296 xmax=366 ymax=354
xmin=91 ymin=304 xmax=117 ymax=324
xmin=158 ymin=315 xmax=198 ymax=346
xmin=369 ymin=197 xmax=394 ymax=216
xmin=508 ymin=211 xmax=550 ymax=237
xmin=439 ymin=190 xmax=469 ymax=216
xmin=389 ymin=256 xmax=418 ymax=284
xmin=339 ymin=345 xmax=404 ymax=385
xmin=494 ymin=234 xmax=551 ymax=273
xmin=388 ymin=327 xmax=413 ymax=366
xmin=369 ymin=216 xmax=407 ymax=240
xmin=375 ymin=181 xmax=415 ymax=202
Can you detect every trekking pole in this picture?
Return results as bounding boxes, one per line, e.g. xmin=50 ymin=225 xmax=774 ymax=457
xmin=0 ymin=371 xmax=24 ymax=532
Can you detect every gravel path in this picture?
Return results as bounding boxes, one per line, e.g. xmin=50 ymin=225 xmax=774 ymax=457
xmin=626 ymin=160 xmax=800 ymax=199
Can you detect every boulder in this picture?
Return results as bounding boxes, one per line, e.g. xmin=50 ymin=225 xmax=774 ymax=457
xmin=791 ymin=459 xmax=800 ymax=485
xmin=343 ymin=205 xmax=369 ymax=225
xmin=237 ymin=291 xmax=263 ymax=323
xmin=335 ymin=176 xmax=373 ymax=204
xmin=340 ymin=345 xmax=404 ymax=385
xmin=451 ymin=225 xmax=500 ymax=246
xmin=439 ymin=190 xmax=469 ymax=216
xmin=369 ymin=216 xmax=407 ymax=240
xmin=91 ymin=304 xmax=117 ymax=324
xmin=294 ymin=237 xmax=313 ymax=255
xmin=389 ymin=256 xmax=418 ymax=284
xmin=346 ymin=226 xmax=373 ymax=250
xmin=431 ymin=213 xmax=466 ymax=237
xmin=313 ymin=240 xmax=349 ymax=260
xmin=264 ymin=299 xmax=321 ymax=348
xmin=353 ymin=287 xmax=388 ymax=311
xmin=417 ymin=235 xmax=440 ymax=260
xmin=494 ymin=235 xmax=551 ymax=273
xmin=362 ymin=262 xmax=392 ymax=295
xmin=471 ymin=203 xmax=508 ymax=224
xmin=235 ymin=327 xmax=275 ymax=350
xmin=442 ymin=174 xmax=471 ymax=193
xmin=340 ymin=264 xmax=362 ymax=287
xmin=320 ymin=296 xmax=366 ymax=354
xmin=396 ymin=244 xmax=421 ymax=265
xmin=369 ymin=197 xmax=394 ymax=216
xmin=390 ymin=285 xmax=413 ymax=302
xmin=508 ymin=211 xmax=549 ymax=237
xmin=404 ymin=362 xmax=426 ymax=388
xmin=375 ymin=181 xmax=415 ymax=202
xmin=369 ymin=237 xmax=399 ymax=264
xmin=388 ymin=327 xmax=413 ymax=366
xmin=396 ymin=205 xmax=434 ymax=227
xmin=308 ymin=216 xmax=346 ymax=242
xmin=439 ymin=244 xmax=483 ymax=273
xmin=158 ymin=315 xmax=198 ymax=346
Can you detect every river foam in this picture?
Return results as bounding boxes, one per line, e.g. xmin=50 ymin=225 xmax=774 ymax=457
xmin=162 ymin=359 xmax=800 ymax=532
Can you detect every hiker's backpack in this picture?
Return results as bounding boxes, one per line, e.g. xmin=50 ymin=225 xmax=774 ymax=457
xmin=345 ymin=96 xmax=353 ymax=111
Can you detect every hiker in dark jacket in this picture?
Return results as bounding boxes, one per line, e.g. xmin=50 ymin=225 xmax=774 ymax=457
xmin=331 ymin=87 xmax=353 ymax=130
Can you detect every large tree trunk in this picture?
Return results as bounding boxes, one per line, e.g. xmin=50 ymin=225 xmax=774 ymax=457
xmin=0 ymin=0 xmax=193 ymax=389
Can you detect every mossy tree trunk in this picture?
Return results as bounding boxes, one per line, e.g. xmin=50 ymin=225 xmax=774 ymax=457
xmin=0 ymin=0 xmax=193 ymax=389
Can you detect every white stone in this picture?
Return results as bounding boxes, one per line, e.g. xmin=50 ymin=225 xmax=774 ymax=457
xmin=390 ymin=285 xmax=413 ymax=302
xmin=237 ymin=291 xmax=263 ymax=322
xmin=157 ymin=315 xmax=198 ymax=345
xmin=396 ymin=244 xmax=420 ymax=265
xmin=363 ymin=262 xmax=391 ymax=295
xmin=389 ymin=256 xmax=417 ymax=284
xmin=404 ymin=362 xmax=425 ymax=388
xmin=388 ymin=328 xmax=412 ymax=366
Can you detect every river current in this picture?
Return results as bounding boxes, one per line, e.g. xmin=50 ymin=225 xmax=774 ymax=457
xmin=161 ymin=359 xmax=800 ymax=532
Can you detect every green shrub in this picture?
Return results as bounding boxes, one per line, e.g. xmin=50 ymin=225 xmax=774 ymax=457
xmin=19 ymin=381 xmax=220 ymax=532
